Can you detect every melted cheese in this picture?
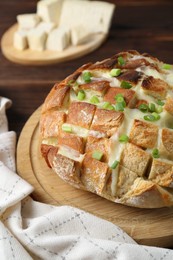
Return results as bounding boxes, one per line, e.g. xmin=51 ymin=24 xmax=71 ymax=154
xmin=62 ymin=123 xmax=89 ymax=137
xmin=58 ymin=145 xmax=84 ymax=162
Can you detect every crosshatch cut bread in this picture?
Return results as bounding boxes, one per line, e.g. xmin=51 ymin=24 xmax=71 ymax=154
xmin=39 ymin=50 xmax=173 ymax=208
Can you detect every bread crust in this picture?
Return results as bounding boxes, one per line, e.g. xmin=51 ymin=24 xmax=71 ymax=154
xmin=40 ymin=50 xmax=173 ymax=208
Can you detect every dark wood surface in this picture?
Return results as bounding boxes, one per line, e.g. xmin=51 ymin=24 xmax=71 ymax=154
xmin=0 ymin=0 xmax=173 ymax=138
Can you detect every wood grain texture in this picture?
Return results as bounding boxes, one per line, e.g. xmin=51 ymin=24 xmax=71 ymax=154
xmin=1 ymin=24 xmax=107 ymax=65
xmin=17 ymin=107 xmax=173 ymax=249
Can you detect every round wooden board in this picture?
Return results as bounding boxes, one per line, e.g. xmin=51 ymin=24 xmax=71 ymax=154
xmin=17 ymin=107 xmax=173 ymax=248
xmin=1 ymin=24 xmax=107 ymax=65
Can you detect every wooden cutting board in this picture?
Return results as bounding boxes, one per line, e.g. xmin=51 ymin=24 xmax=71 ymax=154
xmin=17 ymin=107 xmax=173 ymax=248
xmin=1 ymin=24 xmax=107 ymax=65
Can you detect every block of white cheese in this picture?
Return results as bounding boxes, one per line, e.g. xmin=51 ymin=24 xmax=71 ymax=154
xmin=37 ymin=0 xmax=63 ymax=25
xmin=17 ymin=14 xmax=41 ymax=30
xmin=27 ymin=28 xmax=47 ymax=51
xmin=71 ymin=25 xmax=93 ymax=46
xmin=59 ymin=0 xmax=115 ymax=34
xmin=13 ymin=30 xmax=28 ymax=50
xmin=46 ymin=26 xmax=70 ymax=51
xmin=36 ymin=21 xmax=55 ymax=34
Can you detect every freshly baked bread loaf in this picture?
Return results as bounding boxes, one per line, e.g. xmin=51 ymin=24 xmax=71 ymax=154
xmin=40 ymin=50 xmax=173 ymax=208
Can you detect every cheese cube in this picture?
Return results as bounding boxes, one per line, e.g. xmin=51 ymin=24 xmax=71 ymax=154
xmin=27 ymin=28 xmax=47 ymax=51
xmin=36 ymin=21 xmax=55 ymax=34
xmin=46 ymin=27 xmax=70 ymax=51
xmin=71 ymin=25 xmax=93 ymax=46
xmin=37 ymin=0 xmax=63 ymax=25
xmin=13 ymin=30 xmax=28 ymax=50
xmin=59 ymin=0 xmax=115 ymax=34
xmin=17 ymin=14 xmax=40 ymax=29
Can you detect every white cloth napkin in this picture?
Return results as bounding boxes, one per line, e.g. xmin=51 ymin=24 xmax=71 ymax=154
xmin=0 ymin=96 xmax=173 ymax=260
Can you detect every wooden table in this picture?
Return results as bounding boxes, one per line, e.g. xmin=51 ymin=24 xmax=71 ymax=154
xmin=0 ymin=0 xmax=173 ymax=138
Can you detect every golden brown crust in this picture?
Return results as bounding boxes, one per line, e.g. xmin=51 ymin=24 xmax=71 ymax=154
xmin=164 ymin=97 xmax=173 ymax=115
xmin=103 ymin=87 xmax=137 ymax=108
xmin=120 ymin=142 xmax=151 ymax=176
xmin=85 ymin=136 xmax=110 ymax=162
xmin=141 ymin=76 xmax=168 ymax=99
xmin=67 ymin=101 xmax=96 ymax=129
xmin=40 ymin=110 xmax=66 ymax=139
xmin=90 ymin=108 xmax=124 ymax=137
xmin=58 ymin=132 xmax=85 ymax=154
xmin=80 ymin=81 xmax=110 ymax=95
xmin=81 ymin=154 xmax=110 ymax=194
xmin=129 ymin=119 xmax=158 ymax=149
xmin=42 ymin=83 xmax=70 ymax=113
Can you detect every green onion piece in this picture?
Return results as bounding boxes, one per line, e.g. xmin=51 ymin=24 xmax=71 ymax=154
xmin=92 ymin=150 xmax=103 ymax=161
xmin=119 ymin=134 xmax=129 ymax=143
xmin=162 ymin=63 xmax=172 ymax=70
xmin=67 ymin=79 xmax=74 ymax=86
xmin=90 ymin=95 xmax=99 ymax=104
xmin=111 ymin=160 xmax=119 ymax=169
xmin=115 ymin=93 xmax=124 ymax=100
xmin=152 ymin=148 xmax=160 ymax=158
xmin=102 ymin=102 xmax=114 ymax=110
xmin=82 ymin=71 xmax=92 ymax=83
xmin=118 ymin=56 xmax=126 ymax=66
xmin=62 ymin=124 xmax=72 ymax=133
xmin=110 ymin=68 xmax=121 ymax=77
xmin=116 ymin=96 xmax=124 ymax=103
xmin=148 ymin=103 xmax=156 ymax=112
xmin=157 ymin=99 xmax=165 ymax=106
xmin=77 ymin=90 xmax=85 ymax=100
xmin=143 ymin=114 xmax=155 ymax=121
xmin=115 ymin=102 xmax=125 ymax=111
xmin=139 ymin=103 xmax=148 ymax=113
xmin=144 ymin=113 xmax=160 ymax=121
xmin=152 ymin=112 xmax=161 ymax=121
xmin=120 ymin=81 xmax=132 ymax=89
xmin=156 ymin=105 xmax=163 ymax=114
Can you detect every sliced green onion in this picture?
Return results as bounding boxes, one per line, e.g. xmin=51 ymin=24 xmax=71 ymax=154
xmin=77 ymin=90 xmax=85 ymax=100
xmin=157 ymin=99 xmax=165 ymax=106
xmin=90 ymin=95 xmax=100 ymax=104
xmin=143 ymin=114 xmax=155 ymax=121
xmin=120 ymin=81 xmax=132 ymax=89
xmin=116 ymin=96 xmax=124 ymax=103
xmin=152 ymin=148 xmax=160 ymax=158
xmin=119 ymin=134 xmax=129 ymax=143
xmin=144 ymin=113 xmax=160 ymax=121
xmin=152 ymin=112 xmax=161 ymax=120
xmin=102 ymin=102 xmax=114 ymax=110
xmin=118 ymin=56 xmax=126 ymax=66
xmin=115 ymin=102 xmax=125 ymax=111
xmin=111 ymin=160 xmax=119 ymax=169
xmin=110 ymin=68 xmax=121 ymax=77
xmin=92 ymin=150 xmax=103 ymax=161
xmin=67 ymin=79 xmax=74 ymax=86
xmin=139 ymin=103 xmax=148 ymax=113
xmin=115 ymin=93 xmax=124 ymax=100
xmin=62 ymin=124 xmax=72 ymax=133
xmin=82 ymin=71 xmax=92 ymax=83
xmin=148 ymin=103 xmax=156 ymax=112
xmin=156 ymin=105 xmax=163 ymax=114
xmin=162 ymin=63 xmax=172 ymax=70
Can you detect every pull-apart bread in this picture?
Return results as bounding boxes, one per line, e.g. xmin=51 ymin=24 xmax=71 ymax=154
xmin=40 ymin=50 xmax=173 ymax=208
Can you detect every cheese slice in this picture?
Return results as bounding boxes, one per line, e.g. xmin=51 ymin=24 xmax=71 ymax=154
xmin=13 ymin=30 xmax=28 ymax=50
xmin=37 ymin=0 xmax=63 ymax=25
xmin=27 ymin=28 xmax=47 ymax=51
xmin=17 ymin=14 xmax=40 ymax=29
xmin=46 ymin=27 xmax=70 ymax=51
